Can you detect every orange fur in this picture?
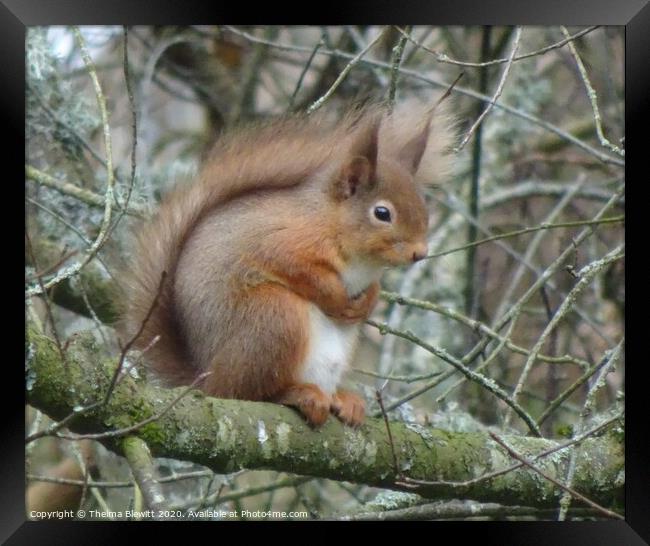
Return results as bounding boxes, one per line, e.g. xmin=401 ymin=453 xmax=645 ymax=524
xmin=331 ymin=390 xmax=366 ymax=427
xmin=119 ymin=99 xmax=455 ymax=426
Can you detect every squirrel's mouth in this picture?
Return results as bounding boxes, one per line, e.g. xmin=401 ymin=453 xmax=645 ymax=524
xmin=379 ymin=243 xmax=428 ymax=267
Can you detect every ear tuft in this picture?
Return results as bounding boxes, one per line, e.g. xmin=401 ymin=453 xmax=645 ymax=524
xmin=380 ymin=97 xmax=457 ymax=185
xmin=397 ymin=116 xmax=432 ymax=175
xmin=349 ymin=115 xmax=380 ymax=172
xmin=333 ymin=115 xmax=381 ymax=200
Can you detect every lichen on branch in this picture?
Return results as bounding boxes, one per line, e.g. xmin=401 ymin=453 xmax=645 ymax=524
xmin=25 ymin=325 xmax=624 ymax=510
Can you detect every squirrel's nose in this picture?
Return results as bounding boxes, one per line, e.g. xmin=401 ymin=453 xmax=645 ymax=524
xmin=412 ymin=243 xmax=428 ymax=262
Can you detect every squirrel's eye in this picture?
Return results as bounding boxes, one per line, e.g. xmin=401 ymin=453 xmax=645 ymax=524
xmin=374 ymin=206 xmax=391 ymax=223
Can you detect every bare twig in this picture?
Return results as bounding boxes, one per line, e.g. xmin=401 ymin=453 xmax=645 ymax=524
xmin=396 ymin=25 xmax=599 ymax=68
xmin=436 ymin=185 xmax=620 ymax=352
xmin=26 ymin=28 xmax=117 ymax=298
xmin=175 ymin=476 xmax=313 ymax=512
xmin=25 ymin=401 xmax=102 ymax=444
xmin=341 ymin=500 xmax=603 ymax=521
xmin=306 ymin=27 xmax=388 ymax=114
xmin=426 ymin=206 xmax=622 ymax=261
xmin=367 ymin=319 xmax=542 ymax=437
xmin=536 ymin=349 xmax=620 ymax=427
xmin=375 ymin=390 xmax=401 ymax=476
xmin=288 ymin=35 xmax=325 ymax=111
xmin=397 ymin=411 xmax=622 ymax=491
xmin=380 ymin=291 xmax=591 ymax=369
xmin=459 ymin=185 xmax=624 ymax=379
xmin=482 ymin=180 xmax=624 ymax=207
xmin=353 ymin=368 xmax=443 ymax=384
xmin=557 ymin=339 xmax=624 ymax=520
xmin=387 ymin=26 xmax=411 ymax=111
xmin=31 ymin=248 xmax=78 ymax=280
xmin=222 ymin=26 xmax=624 ymax=166
xmin=507 ymin=244 xmax=624 ymax=420
xmin=75 ymin=276 xmax=110 ymax=347
xmin=27 ymin=469 xmax=215 ymax=489
xmin=122 ymin=436 xmax=166 ymax=514
xmin=25 ymin=229 xmax=66 ymax=365
xmin=103 ymin=271 xmax=167 ymax=407
xmin=455 ymin=27 xmax=522 ymax=152
xmin=26 ymin=165 xmax=143 ymax=216
xmin=489 ymin=432 xmax=623 ymax=520
xmin=561 ymin=26 xmax=624 ymax=157
xmin=102 ymin=26 xmax=140 ymax=245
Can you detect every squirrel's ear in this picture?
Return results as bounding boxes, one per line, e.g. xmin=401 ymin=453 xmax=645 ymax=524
xmin=398 ymin=116 xmax=432 ymax=175
xmin=333 ymin=117 xmax=380 ymax=200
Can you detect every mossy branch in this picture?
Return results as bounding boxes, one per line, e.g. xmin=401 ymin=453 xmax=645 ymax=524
xmin=26 ymin=239 xmax=119 ymax=325
xmin=26 ymin=325 xmax=624 ymax=511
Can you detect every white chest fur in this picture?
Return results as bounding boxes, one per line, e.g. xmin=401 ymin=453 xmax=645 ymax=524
xmin=300 ymin=305 xmax=359 ymax=394
xmin=299 ymin=260 xmax=382 ymax=394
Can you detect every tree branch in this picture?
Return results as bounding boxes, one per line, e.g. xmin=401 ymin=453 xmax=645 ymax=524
xmin=26 ymin=325 xmax=624 ymax=511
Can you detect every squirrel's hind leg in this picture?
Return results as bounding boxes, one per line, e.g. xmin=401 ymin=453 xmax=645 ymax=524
xmin=330 ymin=390 xmax=365 ymax=427
xmin=201 ymin=284 xmax=332 ymax=426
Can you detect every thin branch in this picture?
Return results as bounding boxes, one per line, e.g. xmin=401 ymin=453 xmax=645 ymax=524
xmin=375 ymin=390 xmax=401 ymax=476
xmin=536 ymin=350 xmax=620 ymax=427
xmin=177 ymin=476 xmax=313 ymax=512
xmin=25 ymin=229 xmax=66 ymax=365
xmin=306 ymin=27 xmax=388 ymax=114
xmin=222 ymin=26 xmax=624 ymax=166
xmin=396 ymin=25 xmax=599 ymax=68
xmin=287 ymin=35 xmax=325 ymax=111
xmin=398 ymin=411 xmax=622 ymax=490
xmin=387 ymin=25 xmax=411 ymax=111
xmin=27 ymin=470 xmax=215 ymax=489
xmin=341 ymin=500 xmax=603 ymax=521
xmin=26 ymin=28 xmax=117 ymax=298
xmin=229 ymin=27 xmax=278 ymax=121
xmin=560 ymin=26 xmax=624 ymax=157
xmin=436 ymin=186 xmax=621 ymax=352
xmin=366 ymin=319 xmax=542 ymax=437
xmin=489 ymin=432 xmax=623 ymax=520
xmin=353 ymin=368 xmax=443 ymax=384
xmin=458 ymin=185 xmax=624 ymax=377
xmin=481 ymin=179 xmax=624 ymax=208
xmin=380 ymin=291 xmax=591 ymax=368
xmin=26 ymin=165 xmax=143 ymax=216
xmin=102 ymin=26 xmax=140 ymax=244
xmin=491 ymin=178 xmax=587 ymax=328
xmin=103 ymin=271 xmax=167 ymax=407
xmin=25 ymin=401 xmax=102 ymax=444
xmin=557 ymin=339 xmax=624 ymax=520
xmin=455 ymin=27 xmax=522 ymax=152
xmin=122 ymin=436 xmax=166 ymax=514
xmin=75 ymin=276 xmax=110 ymax=347
xmin=507 ymin=245 xmax=624 ymax=418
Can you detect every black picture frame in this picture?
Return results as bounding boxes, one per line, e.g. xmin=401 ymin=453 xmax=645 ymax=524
xmin=11 ymin=1 xmax=646 ymax=543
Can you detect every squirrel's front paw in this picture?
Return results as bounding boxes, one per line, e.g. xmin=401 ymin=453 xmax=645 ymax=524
xmin=336 ymin=282 xmax=380 ymax=324
xmin=331 ymin=390 xmax=365 ymax=427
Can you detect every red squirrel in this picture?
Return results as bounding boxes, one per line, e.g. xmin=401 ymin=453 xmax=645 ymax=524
xmin=120 ymin=99 xmax=454 ymax=427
